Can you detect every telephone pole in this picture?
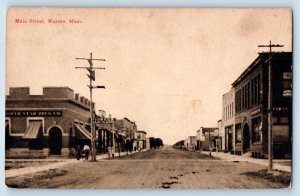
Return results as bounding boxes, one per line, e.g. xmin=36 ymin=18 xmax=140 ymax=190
xmin=75 ymin=53 xmax=106 ymax=162
xmin=258 ymin=41 xmax=283 ymax=171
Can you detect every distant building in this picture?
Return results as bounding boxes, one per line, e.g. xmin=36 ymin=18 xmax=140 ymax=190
xmin=173 ymin=140 xmax=184 ymax=149
xmin=146 ymin=138 xmax=150 ymax=150
xmin=184 ymin=136 xmax=196 ymax=149
xmin=217 ymin=120 xmax=223 ymax=151
xmin=134 ymin=130 xmax=147 ymax=150
xmin=232 ymin=52 xmax=292 ymax=158
xmin=115 ymin=118 xmax=137 ymax=139
xmin=95 ymin=114 xmax=127 ymax=154
xmin=222 ymin=88 xmax=235 ymax=153
xmin=196 ymin=127 xmax=218 ymax=151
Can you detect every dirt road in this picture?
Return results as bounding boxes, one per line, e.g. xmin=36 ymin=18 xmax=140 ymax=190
xmin=6 ymin=146 xmax=290 ymax=189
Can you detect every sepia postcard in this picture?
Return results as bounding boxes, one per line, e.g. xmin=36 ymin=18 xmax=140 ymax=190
xmin=5 ymin=8 xmax=292 ymax=189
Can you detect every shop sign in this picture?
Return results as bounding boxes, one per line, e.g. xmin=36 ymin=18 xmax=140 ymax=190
xmin=6 ymin=110 xmax=63 ymax=117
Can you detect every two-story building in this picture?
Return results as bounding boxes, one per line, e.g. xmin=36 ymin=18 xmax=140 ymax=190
xmin=222 ymin=88 xmax=235 ymax=153
xmin=232 ymin=52 xmax=292 ymax=158
xmin=196 ymin=127 xmax=218 ymax=151
xmin=134 ymin=130 xmax=147 ymax=150
xmin=184 ymin=136 xmax=197 ymax=150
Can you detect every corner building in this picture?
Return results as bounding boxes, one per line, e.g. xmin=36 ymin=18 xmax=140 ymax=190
xmin=5 ymin=87 xmax=94 ymax=158
xmin=232 ymin=52 xmax=292 ymax=158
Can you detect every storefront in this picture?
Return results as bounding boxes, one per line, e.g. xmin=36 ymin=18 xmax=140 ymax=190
xmin=5 ymin=87 xmax=93 ymax=158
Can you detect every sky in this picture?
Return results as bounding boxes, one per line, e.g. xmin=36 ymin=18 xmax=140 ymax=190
xmin=6 ymin=8 xmax=292 ymax=144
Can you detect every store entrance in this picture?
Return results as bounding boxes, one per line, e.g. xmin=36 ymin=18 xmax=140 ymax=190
xmin=49 ymin=127 xmax=62 ymax=155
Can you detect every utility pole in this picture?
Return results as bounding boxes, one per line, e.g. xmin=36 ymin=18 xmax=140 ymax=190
xmin=208 ymin=129 xmax=211 ymax=157
xmin=258 ymin=41 xmax=283 ymax=171
xmin=75 ymin=53 xmax=106 ymax=162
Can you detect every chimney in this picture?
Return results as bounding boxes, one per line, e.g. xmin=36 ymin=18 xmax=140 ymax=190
xmin=75 ymin=93 xmax=79 ymax=100
xmin=80 ymin=96 xmax=84 ymax=103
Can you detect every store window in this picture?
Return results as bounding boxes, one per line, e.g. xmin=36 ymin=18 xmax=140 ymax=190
xmin=235 ymin=124 xmax=242 ymax=143
xmin=5 ymin=118 xmax=10 ymax=149
xmin=25 ymin=118 xmax=44 ymax=150
xmin=252 ymin=117 xmax=262 ymax=143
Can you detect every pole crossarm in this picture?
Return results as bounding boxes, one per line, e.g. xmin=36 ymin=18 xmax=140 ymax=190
xmin=76 ymin=58 xmax=106 ymax=61
xmin=87 ymin=85 xmax=106 ymax=89
xmin=75 ymin=66 xmax=105 ymax=69
xmin=75 ymin=53 xmax=106 ymax=162
xmin=258 ymin=44 xmax=284 ymax=47
xmin=258 ymin=41 xmax=284 ymax=52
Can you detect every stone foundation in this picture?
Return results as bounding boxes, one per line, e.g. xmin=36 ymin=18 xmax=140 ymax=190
xmin=5 ymin=148 xmax=75 ymax=158
xmin=5 ymin=148 xmax=49 ymax=159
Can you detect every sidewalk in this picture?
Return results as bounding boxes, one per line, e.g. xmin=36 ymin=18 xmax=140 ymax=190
xmin=5 ymin=150 xmax=147 ymax=178
xmin=201 ymin=151 xmax=291 ymax=172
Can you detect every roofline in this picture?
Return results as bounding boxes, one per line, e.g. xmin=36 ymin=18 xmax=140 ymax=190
xmin=231 ymin=52 xmax=292 ymax=87
xmin=231 ymin=54 xmax=262 ymax=87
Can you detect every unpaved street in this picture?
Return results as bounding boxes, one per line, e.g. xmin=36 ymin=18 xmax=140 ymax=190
xmin=6 ymin=146 xmax=290 ymax=189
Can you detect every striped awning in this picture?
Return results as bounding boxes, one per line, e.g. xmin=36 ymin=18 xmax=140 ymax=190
xmin=74 ymin=124 xmax=92 ymax=140
xmin=23 ymin=121 xmax=42 ymax=139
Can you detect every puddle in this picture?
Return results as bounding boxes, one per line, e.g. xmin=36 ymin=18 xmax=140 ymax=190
xmin=161 ymin=181 xmax=179 ymax=189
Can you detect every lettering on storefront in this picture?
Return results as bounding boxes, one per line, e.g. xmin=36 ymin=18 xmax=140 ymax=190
xmin=272 ymin=107 xmax=288 ymax=112
xmin=6 ymin=110 xmax=63 ymax=117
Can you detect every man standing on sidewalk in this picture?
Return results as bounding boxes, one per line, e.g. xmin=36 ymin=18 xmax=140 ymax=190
xmin=83 ymin=144 xmax=90 ymax=161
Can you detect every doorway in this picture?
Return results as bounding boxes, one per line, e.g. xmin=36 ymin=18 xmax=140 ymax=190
xmin=228 ymin=128 xmax=233 ymax=152
xmin=243 ymin=123 xmax=250 ymax=152
xmin=49 ymin=127 xmax=62 ymax=155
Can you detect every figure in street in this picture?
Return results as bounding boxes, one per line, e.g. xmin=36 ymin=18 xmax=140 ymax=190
xmin=83 ymin=144 xmax=90 ymax=161
xmin=76 ymin=145 xmax=81 ymax=160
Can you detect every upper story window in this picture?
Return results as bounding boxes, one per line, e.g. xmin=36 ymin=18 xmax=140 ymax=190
xmin=282 ymin=72 xmax=292 ymax=97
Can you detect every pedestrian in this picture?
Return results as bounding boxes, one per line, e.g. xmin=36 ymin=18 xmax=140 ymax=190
xmin=76 ymin=145 xmax=81 ymax=160
xmin=111 ymin=146 xmax=115 ymax=159
xmin=107 ymin=146 xmax=111 ymax=159
xmin=83 ymin=144 xmax=90 ymax=161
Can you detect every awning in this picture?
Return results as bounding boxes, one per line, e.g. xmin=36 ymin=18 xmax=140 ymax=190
xmin=117 ymin=131 xmax=126 ymax=137
xmin=74 ymin=124 xmax=92 ymax=140
xmin=23 ymin=121 xmax=42 ymax=139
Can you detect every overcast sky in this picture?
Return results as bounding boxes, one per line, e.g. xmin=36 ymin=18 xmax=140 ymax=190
xmin=6 ymin=8 xmax=292 ymax=144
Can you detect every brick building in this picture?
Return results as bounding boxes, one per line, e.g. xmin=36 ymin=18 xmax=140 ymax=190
xmin=5 ymin=87 xmax=94 ymax=158
xmin=232 ymin=52 xmax=292 ymax=158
